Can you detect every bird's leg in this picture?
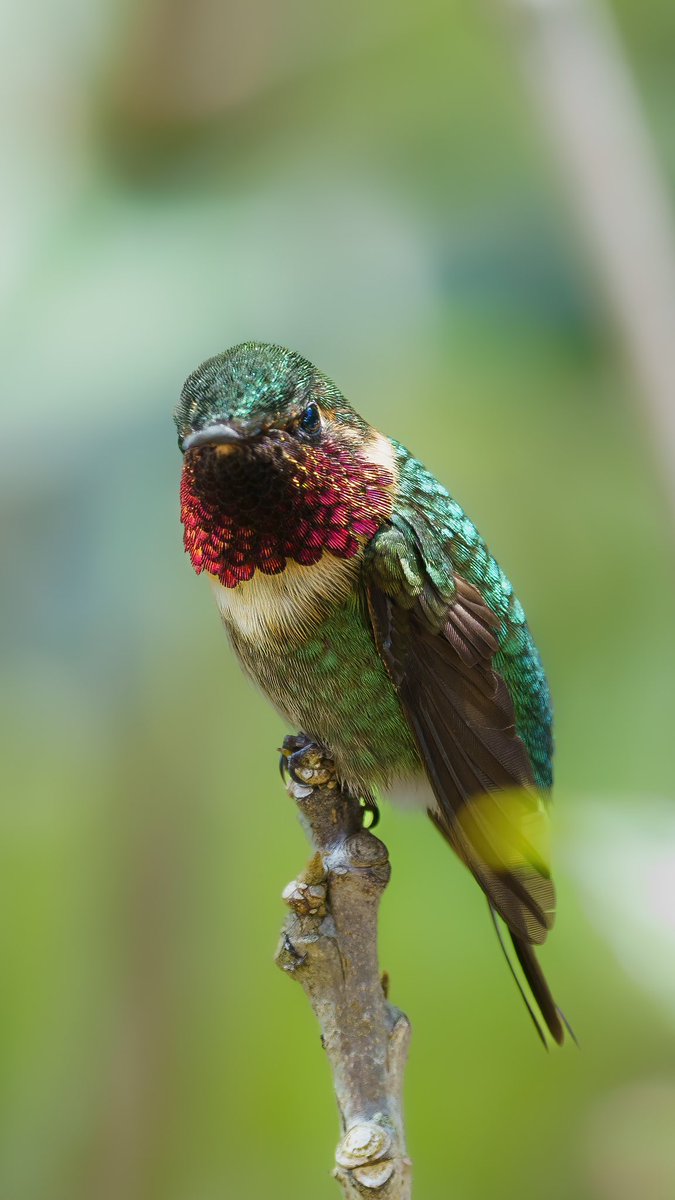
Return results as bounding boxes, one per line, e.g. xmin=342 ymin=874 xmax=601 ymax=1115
xmin=280 ymin=734 xmax=379 ymax=831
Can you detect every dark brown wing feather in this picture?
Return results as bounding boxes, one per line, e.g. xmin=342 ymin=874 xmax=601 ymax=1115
xmin=367 ymin=574 xmax=564 ymax=1043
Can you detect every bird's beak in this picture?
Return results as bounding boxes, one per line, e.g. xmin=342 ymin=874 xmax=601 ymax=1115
xmin=181 ymin=423 xmax=245 ymax=453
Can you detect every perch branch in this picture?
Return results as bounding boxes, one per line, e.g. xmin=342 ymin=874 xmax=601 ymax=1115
xmin=275 ymin=740 xmax=412 ymax=1198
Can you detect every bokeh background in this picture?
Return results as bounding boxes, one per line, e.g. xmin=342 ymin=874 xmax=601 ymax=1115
xmin=2 ymin=1 xmax=675 ymax=1197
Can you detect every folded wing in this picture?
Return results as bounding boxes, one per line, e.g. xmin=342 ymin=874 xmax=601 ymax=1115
xmin=365 ymin=523 xmax=564 ymax=1043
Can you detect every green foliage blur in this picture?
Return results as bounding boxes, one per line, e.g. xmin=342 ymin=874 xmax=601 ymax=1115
xmin=2 ymin=2 xmax=675 ymax=1197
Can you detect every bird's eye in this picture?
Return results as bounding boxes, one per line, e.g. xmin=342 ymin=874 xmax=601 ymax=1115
xmin=299 ymin=401 xmax=321 ymax=436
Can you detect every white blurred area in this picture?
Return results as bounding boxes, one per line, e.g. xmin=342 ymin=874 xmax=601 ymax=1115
xmin=567 ymin=799 xmax=675 ymax=1020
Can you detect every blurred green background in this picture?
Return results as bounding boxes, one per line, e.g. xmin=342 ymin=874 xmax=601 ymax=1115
xmin=2 ymin=1 xmax=675 ymax=1197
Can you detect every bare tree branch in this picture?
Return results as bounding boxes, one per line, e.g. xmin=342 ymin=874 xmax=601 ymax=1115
xmin=275 ymin=740 xmax=412 ymax=1198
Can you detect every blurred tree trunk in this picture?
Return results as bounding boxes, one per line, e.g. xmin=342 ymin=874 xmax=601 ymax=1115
xmin=503 ymin=0 xmax=675 ymax=529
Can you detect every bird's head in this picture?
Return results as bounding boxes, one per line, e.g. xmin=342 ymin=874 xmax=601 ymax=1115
xmin=174 ymin=343 xmax=396 ymax=588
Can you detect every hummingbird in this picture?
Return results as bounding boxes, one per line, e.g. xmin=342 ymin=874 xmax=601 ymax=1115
xmin=175 ymin=341 xmax=566 ymax=1045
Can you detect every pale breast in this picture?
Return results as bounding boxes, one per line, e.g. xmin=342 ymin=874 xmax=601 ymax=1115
xmin=209 ymin=552 xmax=361 ymax=643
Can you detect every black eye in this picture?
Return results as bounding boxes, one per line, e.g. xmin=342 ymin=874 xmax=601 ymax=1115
xmin=299 ymin=402 xmax=321 ymax=436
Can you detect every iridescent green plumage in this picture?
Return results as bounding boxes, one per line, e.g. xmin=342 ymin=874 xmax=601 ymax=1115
xmin=175 ymin=342 xmax=563 ymax=1044
xmin=233 ymin=441 xmax=553 ymax=795
xmin=390 ymin=442 xmax=553 ymax=792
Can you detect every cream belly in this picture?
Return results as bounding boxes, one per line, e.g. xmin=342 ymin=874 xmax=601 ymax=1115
xmin=209 ymin=552 xmax=361 ymax=644
xmin=207 ymin=554 xmax=423 ymax=796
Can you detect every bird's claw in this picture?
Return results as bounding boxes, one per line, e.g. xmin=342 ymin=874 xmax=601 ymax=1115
xmin=279 ymin=733 xmax=336 ymax=790
xmin=361 ymin=794 xmax=380 ymax=829
xmin=278 ymin=736 xmax=377 ymax=831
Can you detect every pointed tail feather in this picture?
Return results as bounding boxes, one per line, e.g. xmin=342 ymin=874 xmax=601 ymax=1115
xmin=489 ymin=903 xmax=567 ymax=1046
xmin=510 ymin=928 xmax=565 ymax=1046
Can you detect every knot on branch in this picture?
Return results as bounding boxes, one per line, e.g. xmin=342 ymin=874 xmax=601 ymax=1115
xmin=345 ymin=831 xmax=389 ymax=869
xmin=335 ymin=1122 xmax=398 ymax=1189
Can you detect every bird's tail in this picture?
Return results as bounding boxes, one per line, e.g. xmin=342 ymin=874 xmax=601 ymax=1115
xmin=489 ymin=904 xmax=569 ymax=1047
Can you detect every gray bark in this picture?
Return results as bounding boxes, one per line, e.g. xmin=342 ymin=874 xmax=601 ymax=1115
xmin=275 ymin=742 xmax=412 ymax=1198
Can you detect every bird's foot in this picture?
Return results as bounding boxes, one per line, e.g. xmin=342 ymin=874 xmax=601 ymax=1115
xmin=279 ymin=735 xmax=379 ymax=831
xmin=279 ymin=734 xmax=336 ymax=792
